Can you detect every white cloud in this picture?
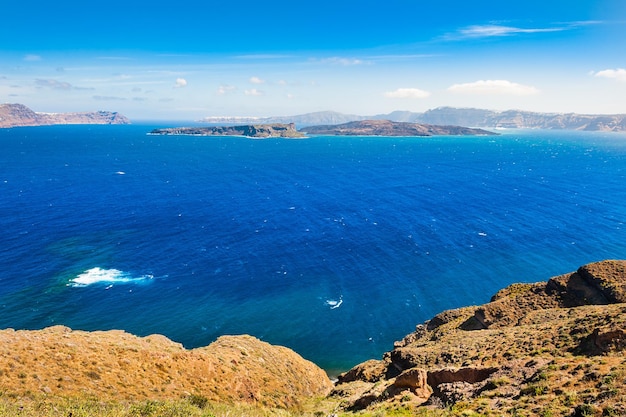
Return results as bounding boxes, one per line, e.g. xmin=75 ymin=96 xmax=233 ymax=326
xmin=217 ymin=85 xmax=236 ymax=95
xmin=458 ymin=25 xmax=563 ymax=39
xmin=593 ymin=68 xmax=626 ymax=82
xmin=447 ymin=80 xmax=540 ymax=95
xmin=244 ymin=89 xmax=264 ymax=96
xmin=93 ymin=95 xmax=127 ymax=101
xmin=384 ymin=87 xmax=431 ymax=99
xmin=35 ymin=79 xmax=92 ymax=91
xmin=174 ymin=78 xmax=187 ymax=88
xmin=249 ymin=76 xmax=265 ymax=84
xmin=24 ymin=54 xmax=42 ymax=62
xmin=317 ymin=57 xmax=366 ymax=66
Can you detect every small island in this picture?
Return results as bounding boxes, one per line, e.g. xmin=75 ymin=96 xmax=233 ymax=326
xmin=302 ymin=119 xmax=498 ymax=136
xmin=150 ymin=123 xmax=306 ymax=138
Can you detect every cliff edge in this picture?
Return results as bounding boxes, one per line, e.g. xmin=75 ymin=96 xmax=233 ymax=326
xmin=0 ymin=329 xmax=332 ymax=409
xmin=0 ymin=103 xmax=130 ymax=128
xmin=332 ymin=260 xmax=626 ymax=416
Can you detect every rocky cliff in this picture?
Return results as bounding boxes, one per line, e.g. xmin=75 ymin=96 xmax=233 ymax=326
xmin=0 ymin=103 xmax=130 ymax=128
xmin=301 ymin=119 xmax=497 ymax=136
xmin=0 ymin=328 xmax=332 ymax=409
xmin=332 ymin=260 xmax=626 ymax=416
xmin=150 ymin=123 xmax=305 ymax=138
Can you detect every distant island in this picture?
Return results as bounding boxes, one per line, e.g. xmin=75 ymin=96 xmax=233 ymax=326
xmin=201 ymin=107 xmax=626 ymax=132
xmin=150 ymin=123 xmax=305 ymax=138
xmin=150 ymin=120 xmax=496 ymax=138
xmin=302 ymin=119 xmax=497 ymax=136
xmin=0 ymin=103 xmax=130 ymax=128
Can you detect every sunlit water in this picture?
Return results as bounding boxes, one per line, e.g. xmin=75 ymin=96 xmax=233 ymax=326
xmin=2 ymin=125 xmax=626 ymax=375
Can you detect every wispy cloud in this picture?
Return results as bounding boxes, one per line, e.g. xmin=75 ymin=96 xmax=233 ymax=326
xmin=593 ymin=68 xmax=626 ymax=82
xmin=314 ymin=57 xmax=367 ymax=66
xmin=35 ymin=79 xmax=93 ymax=91
xmin=96 ymin=56 xmax=134 ymax=61
xmin=448 ymin=80 xmax=540 ymax=95
xmin=249 ymin=76 xmax=265 ymax=84
xmin=445 ymin=20 xmax=601 ymax=41
xmin=457 ymin=24 xmax=563 ymax=39
xmin=93 ymin=95 xmax=127 ymax=101
xmin=244 ymin=89 xmax=264 ymax=96
xmin=24 ymin=54 xmax=42 ymax=62
xmin=174 ymin=78 xmax=188 ymax=88
xmin=217 ymin=85 xmax=236 ymax=95
xmin=384 ymin=87 xmax=431 ymax=99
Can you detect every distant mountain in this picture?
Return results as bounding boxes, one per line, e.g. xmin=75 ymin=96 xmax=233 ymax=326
xmin=200 ymin=111 xmax=367 ymax=126
xmin=0 ymin=103 xmax=130 ymax=128
xmin=302 ymin=120 xmax=497 ymax=136
xmin=415 ymin=107 xmax=626 ymax=131
xmin=201 ymin=107 xmax=626 ymax=132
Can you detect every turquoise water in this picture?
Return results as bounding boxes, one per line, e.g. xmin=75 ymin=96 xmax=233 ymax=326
xmin=1 ymin=125 xmax=626 ymax=374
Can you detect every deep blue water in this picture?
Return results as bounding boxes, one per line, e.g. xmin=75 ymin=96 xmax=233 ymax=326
xmin=2 ymin=125 xmax=626 ymax=375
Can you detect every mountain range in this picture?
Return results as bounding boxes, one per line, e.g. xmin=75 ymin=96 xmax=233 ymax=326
xmin=201 ymin=107 xmax=626 ymax=132
xmin=0 ymin=103 xmax=130 ymax=128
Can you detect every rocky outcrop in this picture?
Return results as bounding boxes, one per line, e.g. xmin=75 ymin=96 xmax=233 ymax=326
xmin=150 ymin=123 xmax=305 ymax=138
xmin=332 ymin=260 xmax=626 ymax=415
xmin=0 ymin=327 xmax=332 ymax=409
xmin=0 ymin=103 xmax=130 ymax=128
xmin=301 ymin=119 xmax=497 ymax=136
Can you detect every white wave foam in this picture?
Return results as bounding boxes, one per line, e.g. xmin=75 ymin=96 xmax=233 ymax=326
xmin=69 ymin=267 xmax=153 ymax=287
xmin=326 ymin=296 xmax=343 ymax=309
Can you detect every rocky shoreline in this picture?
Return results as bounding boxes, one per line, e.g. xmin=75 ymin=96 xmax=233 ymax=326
xmin=2 ymin=260 xmax=626 ymax=416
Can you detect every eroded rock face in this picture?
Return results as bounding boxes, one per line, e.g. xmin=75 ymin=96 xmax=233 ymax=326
xmin=0 ymin=327 xmax=332 ymax=408
xmin=333 ymin=260 xmax=626 ymax=413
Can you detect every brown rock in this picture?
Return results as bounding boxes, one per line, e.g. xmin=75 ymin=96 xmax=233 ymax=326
xmin=391 ymin=368 xmax=432 ymax=399
xmin=337 ymin=359 xmax=387 ymax=383
xmin=578 ymin=260 xmax=626 ymax=303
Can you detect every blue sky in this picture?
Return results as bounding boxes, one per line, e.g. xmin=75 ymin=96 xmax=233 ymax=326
xmin=1 ymin=0 xmax=625 ymax=120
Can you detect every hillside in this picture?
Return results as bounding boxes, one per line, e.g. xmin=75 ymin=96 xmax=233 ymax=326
xmin=332 ymin=259 xmax=626 ymax=416
xmin=0 ymin=329 xmax=331 ymax=409
xmin=0 ymin=103 xmax=130 ymax=127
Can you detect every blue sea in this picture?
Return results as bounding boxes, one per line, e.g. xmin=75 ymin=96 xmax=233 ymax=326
xmin=2 ymin=125 xmax=626 ymax=375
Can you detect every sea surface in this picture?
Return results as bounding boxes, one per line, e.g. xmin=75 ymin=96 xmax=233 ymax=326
xmin=2 ymin=125 xmax=626 ymax=375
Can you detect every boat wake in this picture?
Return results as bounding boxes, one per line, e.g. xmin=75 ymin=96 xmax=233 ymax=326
xmin=325 ymin=296 xmax=343 ymax=310
xmin=68 ymin=267 xmax=154 ymax=287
